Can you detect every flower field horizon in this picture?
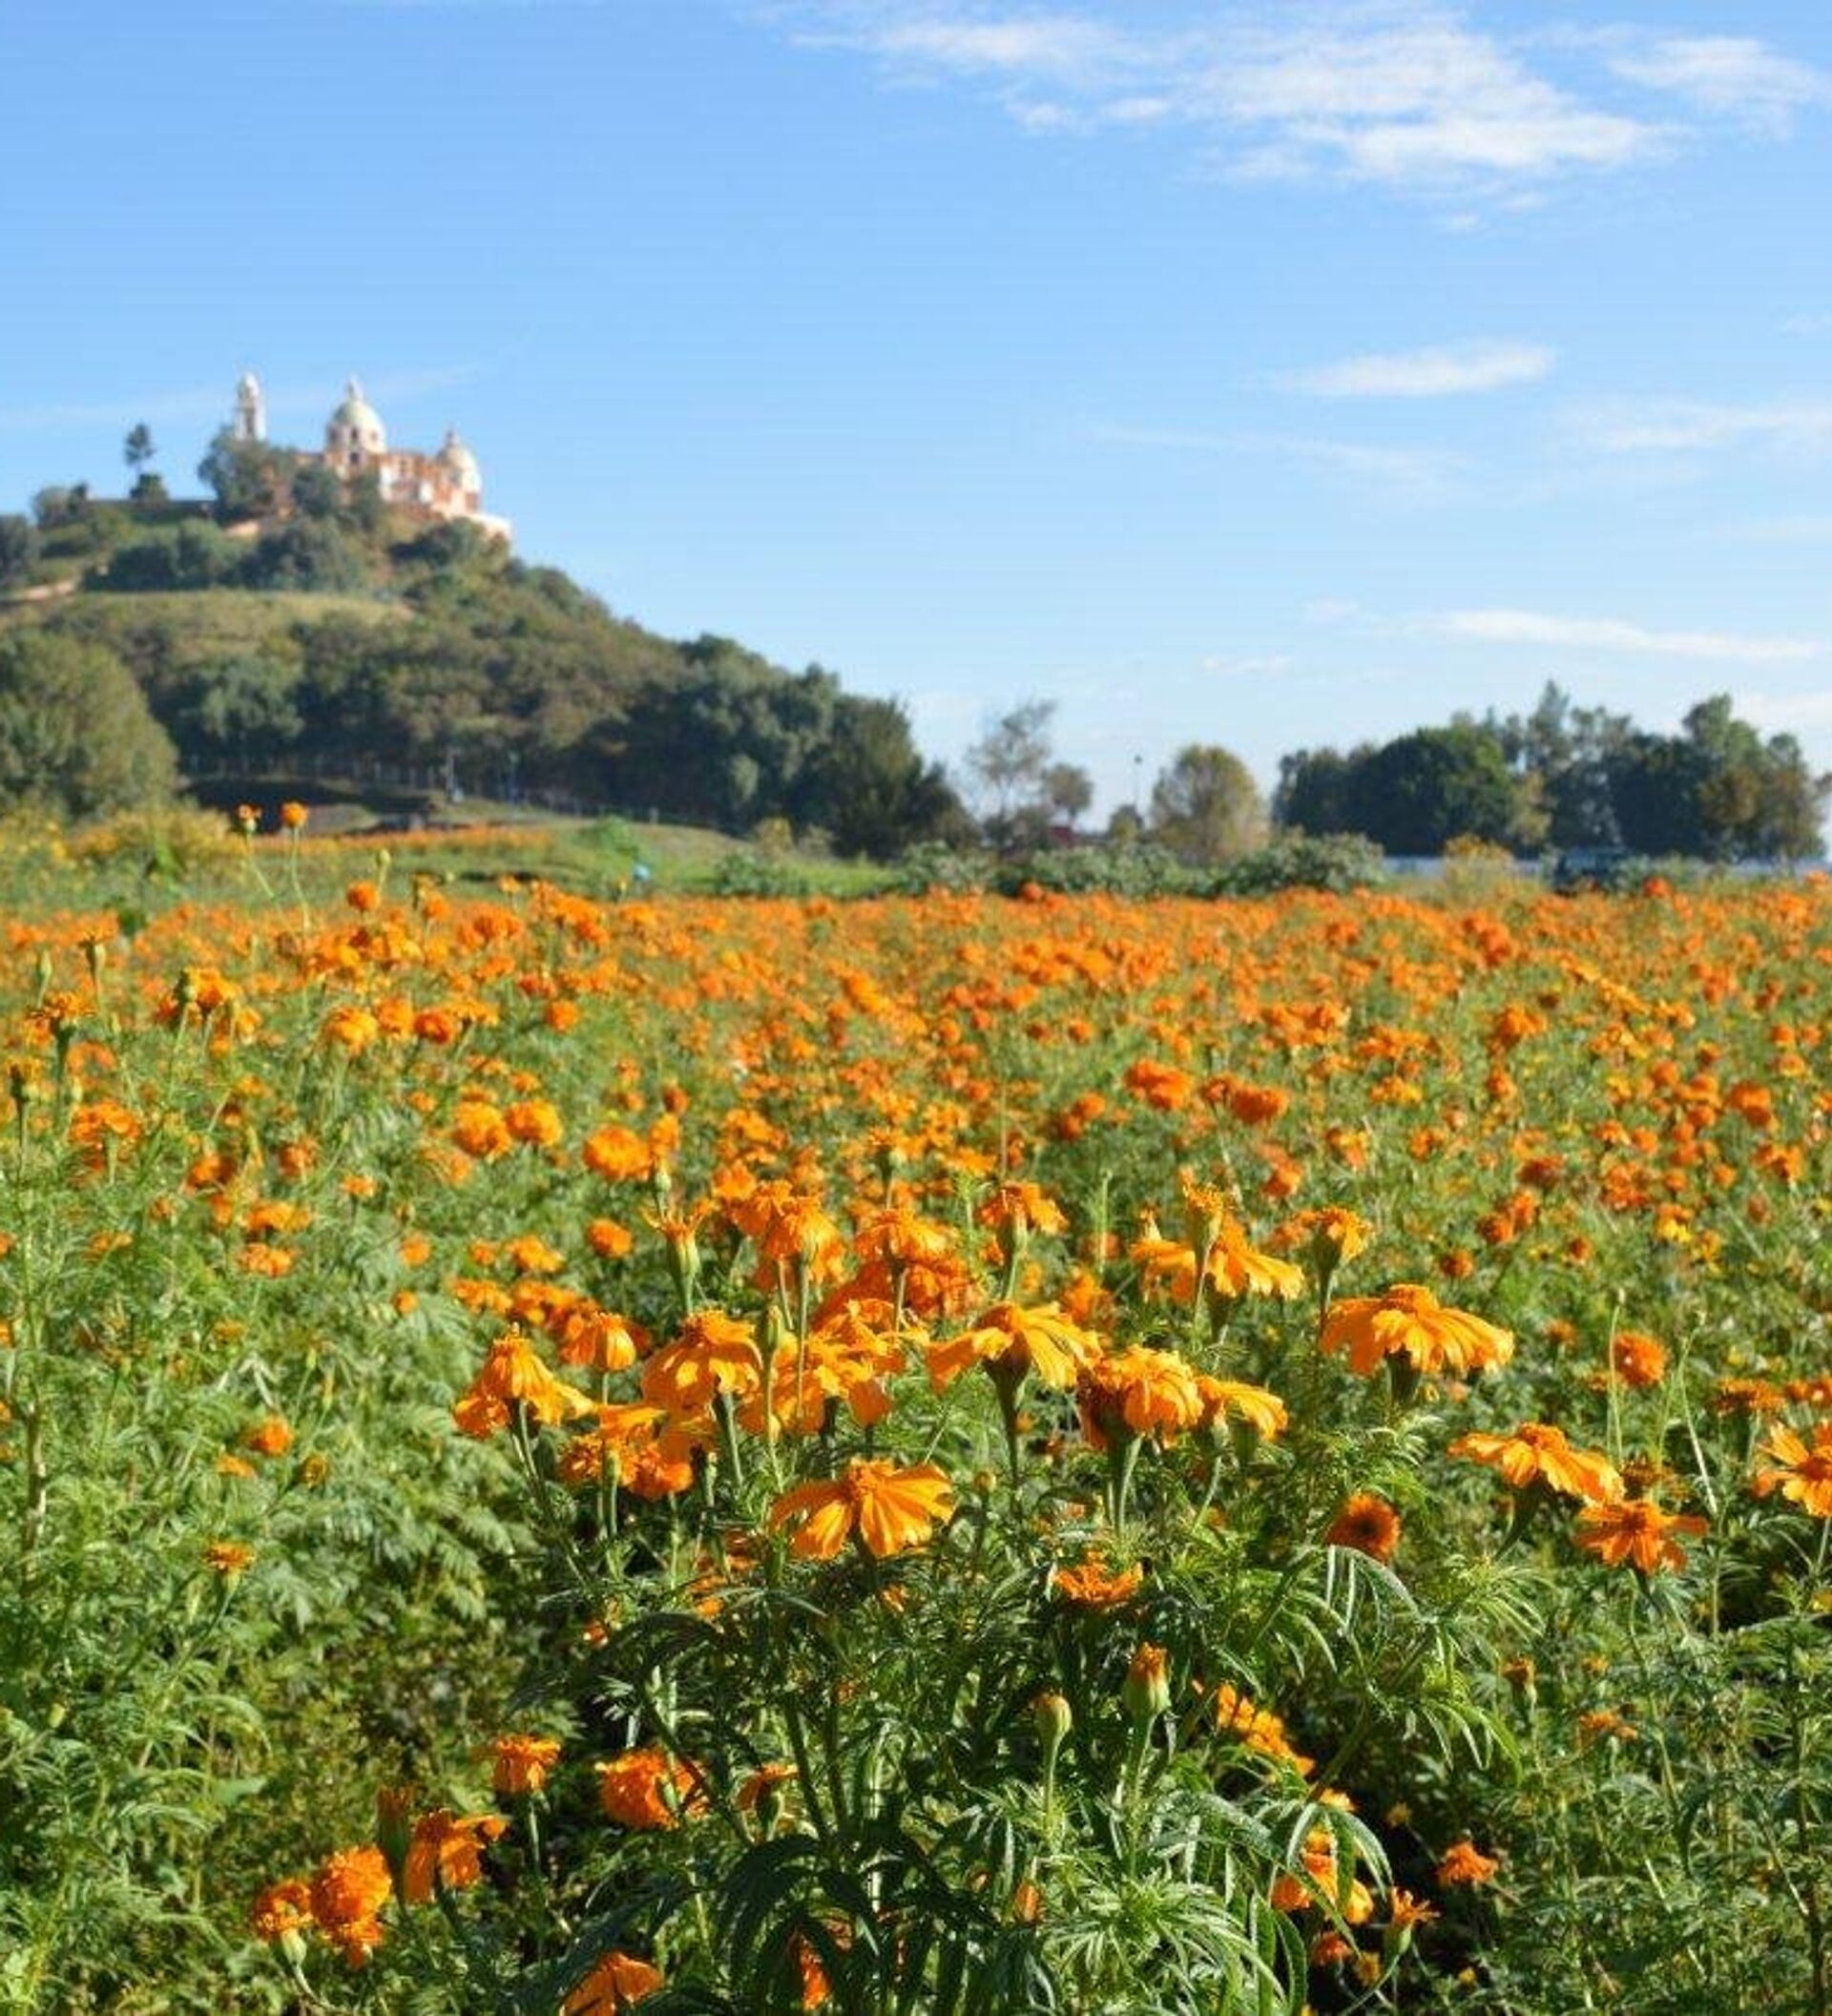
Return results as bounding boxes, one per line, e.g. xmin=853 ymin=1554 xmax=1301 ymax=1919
xmin=5 ymin=847 xmax=1832 ymax=2012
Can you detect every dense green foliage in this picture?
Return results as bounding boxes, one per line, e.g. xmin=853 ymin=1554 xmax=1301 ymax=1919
xmin=1278 ymin=683 xmax=1826 ymax=860
xmin=0 ymin=630 xmax=178 ymax=818
xmin=3 ymin=479 xmax=965 ymax=856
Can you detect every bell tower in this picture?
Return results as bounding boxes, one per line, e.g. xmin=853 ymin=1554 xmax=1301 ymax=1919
xmin=233 ymin=371 xmax=266 ymax=445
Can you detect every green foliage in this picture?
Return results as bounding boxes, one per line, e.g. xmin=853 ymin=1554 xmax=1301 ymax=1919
xmin=1149 ymin=743 xmax=1270 ymax=865
xmin=1282 ymin=684 xmax=1828 ymax=862
xmin=0 ymin=630 xmax=178 ymax=817
xmin=0 ymin=515 xmax=39 ymax=592
xmin=1213 ymin=830 xmax=1389 ymax=895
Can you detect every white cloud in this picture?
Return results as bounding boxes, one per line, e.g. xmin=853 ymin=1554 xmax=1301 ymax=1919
xmin=1737 ymin=516 xmax=1832 ymax=545
xmin=1782 ymin=312 xmax=1832 ymax=337
xmin=1090 ymin=422 xmax=1465 ymax=498
xmin=1438 ymin=607 xmax=1823 ymax=664
xmin=772 ymin=3 xmax=1827 ymax=203
xmin=1579 ymin=398 xmax=1832 ymax=455
xmin=1283 ymin=339 xmax=1553 ymax=397
xmin=1607 ymin=35 xmax=1830 ymax=135
xmin=1736 ymin=690 xmax=1832 ymax=736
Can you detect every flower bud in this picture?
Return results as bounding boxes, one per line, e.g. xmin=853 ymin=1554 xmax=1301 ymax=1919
xmin=1121 ymin=1643 xmax=1171 ymax=1722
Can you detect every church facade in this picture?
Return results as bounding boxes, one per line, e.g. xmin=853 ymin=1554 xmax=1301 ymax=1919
xmin=232 ymin=373 xmax=511 ymax=545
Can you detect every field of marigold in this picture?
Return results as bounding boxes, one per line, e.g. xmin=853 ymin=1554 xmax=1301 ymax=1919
xmin=4 ymin=849 xmax=1832 ymax=2011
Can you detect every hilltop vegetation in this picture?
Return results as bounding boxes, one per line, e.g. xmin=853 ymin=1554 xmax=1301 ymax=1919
xmin=0 ymin=471 xmax=963 ymax=858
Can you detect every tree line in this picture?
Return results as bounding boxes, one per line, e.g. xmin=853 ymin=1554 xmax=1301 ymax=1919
xmin=1 ymin=434 xmax=1824 ymax=863
xmin=1277 ymin=685 xmax=1825 ymax=861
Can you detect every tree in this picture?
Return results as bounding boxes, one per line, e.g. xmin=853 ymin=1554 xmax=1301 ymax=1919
xmin=1149 ymin=743 xmax=1268 ymax=864
xmin=0 ymin=630 xmax=178 ymax=817
xmin=197 ymin=429 xmax=289 ymax=522
xmin=0 ymin=514 xmax=38 ymax=592
xmin=123 ymin=423 xmax=156 ymax=477
xmin=1043 ymin=761 xmax=1093 ymax=832
xmin=174 ymin=656 xmax=304 ymax=770
xmin=1274 ymin=745 xmax=1368 ymax=837
xmin=1357 ymin=726 xmax=1519 ymax=856
xmin=802 ymin=694 xmax=966 ymax=860
xmin=964 ymin=698 xmax=1068 ymax=852
xmin=291 ymin=461 xmax=343 ymax=521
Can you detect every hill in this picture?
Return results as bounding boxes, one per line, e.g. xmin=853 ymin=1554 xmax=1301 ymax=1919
xmin=0 ymin=483 xmax=963 ymax=858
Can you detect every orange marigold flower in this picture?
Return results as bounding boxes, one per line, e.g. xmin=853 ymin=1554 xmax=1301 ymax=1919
xmin=1051 ymin=1553 xmax=1145 ymax=1609
xmin=1573 ymin=1496 xmax=1706 ymax=1574
xmin=309 ymin=1844 xmax=391 ymax=1964
xmin=1435 ymin=1839 xmax=1501 ymax=1887
xmin=1321 ymin=1283 xmax=1513 ymax=1380
xmin=640 ymin=1310 xmax=762 ymax=1419
xmin=1753 ymin=1422 xmax=1832 ymax=1517
xmin=595 ymin=1748 xmax=703 ymax=1830
xmin=1194 ymin=1375 xmax=1289 ymax=1442
xmin=1387 ymin=1887 xmax=1440 ymax=1930
xmin=1447 ymin=1423 xmax=1623 ymax=1506
xmin=402 ymin=1810 xmax=507 ymax=1904
xmin=926 ymin=1301 xmax=1101 ymax=1392
xmin=770 ymin=1457 xmax=955 ymax=1560
xmin=205 ymin=1539 xmax=255 ymax=1576
xmin=554 ymin=1305 xmax=647 ymax=1372
xmin=491 ymin=1733 xmax=563 ymax=1797
xmin=1076 ymin=1345 xmax=1203 ymax=1449
xmin=279 ymin=800 xmax=308 ymax=829
xmin=242 ymin=1415 xmax=293 ymax=1458
xmin=452 ymin=1327 xmax=593 ymax=1439
xmin=582 ymin=1124 xmax=654 ymax=1183
xmin=1325 ymin=1493 xmax=1402 ymax=1563
xmin=562 ymin=1951 xmax=665 ymax=2013
xmin=251 ymin=1877 xmax=313 ymax=1942
xmin=1214 ymin=1683 xmax=1313 ymax=1775
xmin=1122 ymin=1642 xmax=1172 ymax=1719
xmin=1611 ymin=1329 xmax=1668 ymax=1389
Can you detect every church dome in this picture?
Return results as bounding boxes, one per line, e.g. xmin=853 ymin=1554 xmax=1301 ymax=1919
xmin=326 ymin=379 xmax=386 ymax=454
xmin=437 ymin=427 xmax=482 ymax=490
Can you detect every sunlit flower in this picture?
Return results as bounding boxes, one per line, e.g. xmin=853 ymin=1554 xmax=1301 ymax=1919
xmin=926 ymin=1301 xmax=1101 ymax=1392
xmin=402 ymin=1810 xmax=506 ymax=1903
xmin=1321 ymin=1283 xmax=1513 ymax=1380
xmin=562 ymin=1951 xmax=664 ymax=2012
xmin=1435 ymin=1839 xmax=1501 ymax=1887
xmin=1324 ymin=1493 xmax=1402 ymax=1563
xmin=1611 ymin=1330 xmax=1668 ymax=1389
xmin=595 ymin=1748 xmax=703 ymax=1830
xmin=1753 ymin=1422 xmax=1832 ymax=1517
xmin=770 ymin=1458 xmax=955 ymax=1560
xmin=490 ymin=1733 xmax=563 ymax=1797
xmin=1573 ymin=1496 xmax=1706 ymax=1574
xmin=1447 ymin=1423 xmax=1623 ymax=1506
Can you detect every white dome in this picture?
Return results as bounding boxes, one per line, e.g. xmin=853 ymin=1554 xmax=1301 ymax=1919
xmin=438 ymin=427 xmax=481 ymax=489
xmin=326 ymin=379 xmax=386 ymax=450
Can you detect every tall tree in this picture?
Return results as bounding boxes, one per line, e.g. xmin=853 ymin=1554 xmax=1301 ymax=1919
xmin=123 ymin=423 xmax=156 ymax=476
xmin=1149 ymin=743 xmax=1268 ymax=864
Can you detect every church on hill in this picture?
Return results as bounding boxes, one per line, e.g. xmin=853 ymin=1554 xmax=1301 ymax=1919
xmin=232 ymin=372 xmax=512 ymax=546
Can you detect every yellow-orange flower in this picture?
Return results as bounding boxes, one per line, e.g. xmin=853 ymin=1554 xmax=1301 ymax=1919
xmin=1076 ymin=1346 xmax=1203 ymax=1448
xmin=1321 ymin=1283 xmax=1513 ymax=1379
xmin=1447 ymin=1423 xmax=1623 ymax=1506
xmin=926 ymin=1302 xmax=1100 ymax=1392
xmin=1572 ymin=1496 xmax=1706 ymax=1574
xmin=770 ymin=1457 xmax=955 ymax=1560
xmin=309 ymin=1845 xmax=391 ymax=1964
xmin=1324 ymin=1493 xmax=1402 ymax=1563
xmin=490 ymin=1733 xmax=562 ymax=1797
xmin=595 ymin=1748 xmax=703 ymax=1830
xmin=562 ymin=1951 xmax=665 ymax=2012
xmin=402 ymin=1810 xmax=506 ymax=1903
xmin=1753 ymin=1422 xmax=1832 ymax=1517
xmin=1214 ymin=1683 xmax=1313 ymax=1776
xmin=1194 ymin=1375 xmax=1289 ymax=1442
xmin=1611 ymin=1329 xmax=1668 ymax=1389
xmin=1435 ymin=1839 xmax=1501 ymax=1887
xmin=453 ymin=1327 xmax=593 ymax=1439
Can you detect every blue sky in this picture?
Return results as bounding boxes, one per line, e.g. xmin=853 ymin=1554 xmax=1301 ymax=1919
xmin=2 ymin=0 xmax=1829 ymax=815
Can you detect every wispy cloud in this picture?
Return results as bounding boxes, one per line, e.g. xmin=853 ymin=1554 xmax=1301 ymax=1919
xmin=1737 ymin=690 xmax=1832 ymax=736
xmin=772 ymin=4 xmax=1827 ymax=202
xmin=1091 ymin=421 xmax=1466 ymax=499
xmin=0 ymin=364 xmax=483 ymax=436
xmin=1605 ymin=35 xmax=1831 ymax=136
xmin=1736 ymin=516 xmax=1832 ymax=546
xmin=1282 ymin=338 xmax=1554 ymax=397
xmin=1437 ymin=607 xmax=1823 ymax=664
xmin=1577 ymin=397 xmax=1832 ymax=455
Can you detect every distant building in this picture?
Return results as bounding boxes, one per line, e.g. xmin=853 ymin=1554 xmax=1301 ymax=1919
xmin=229 ymin=372 xmax=511 ymax=545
